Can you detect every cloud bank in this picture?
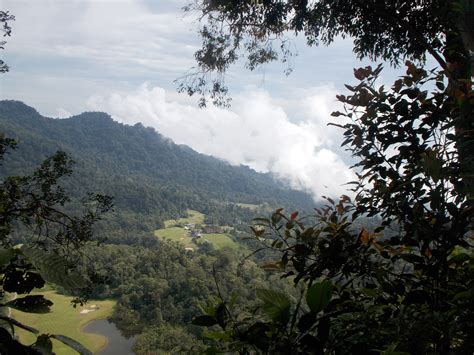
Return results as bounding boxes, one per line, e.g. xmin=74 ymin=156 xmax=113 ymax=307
xmin=87 ymin=84 xmax=355 ymax=200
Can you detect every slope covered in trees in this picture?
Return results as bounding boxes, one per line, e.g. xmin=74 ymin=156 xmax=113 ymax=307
xmin=0 ymin=100 xmax=314 ymax=239
xmin=0 ymin=100 xmax=315 ymax=353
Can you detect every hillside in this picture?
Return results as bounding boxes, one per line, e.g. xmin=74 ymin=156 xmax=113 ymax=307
xmin=0 ymin=100 xmax=314 ymax=238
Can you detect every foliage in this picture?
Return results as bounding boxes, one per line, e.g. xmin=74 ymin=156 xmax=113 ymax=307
xmin=0 ymin=137 xmax=112 ymax=354
xmin=181 ymin=0 xmax=473 ymax=206
xmin=81 ymin=241 xmax=279 ymax=334
xmin=0 ymin=100 xmax=314 ymax=243
xmin=0 ymin=10 xmax=14 ymax=73
xmin=195 ymin=195 xmax=473 ymax=353
xmin=0 ymin=100 xmax=319 ymax=353
xmin=178 ymin=0 xmax=472 ymax=106
xmin=133 ymin=324 xmax=203 ymax=354
xmin=186 ymin=1 xmax=474 ymax=353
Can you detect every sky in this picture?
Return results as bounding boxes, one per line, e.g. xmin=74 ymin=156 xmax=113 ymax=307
xmin=1 ymin=0 xmax=411 ymax=201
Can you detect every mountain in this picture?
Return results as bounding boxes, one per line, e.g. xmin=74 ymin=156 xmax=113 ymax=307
xmin=0 ymin=100 xmax=315 ymax=238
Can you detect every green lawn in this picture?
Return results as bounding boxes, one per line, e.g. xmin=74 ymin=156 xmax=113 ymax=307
xmin=11 ymin=291 xmax=115 ymax=354
xmin=164 ymin=209 xmax=205 ymax=227
xmin=155 ymin=226 xmax=240 ymax=251
xmin=157 ymin=210 xmax=241 ymax=251
xmin=154 ymin=227 xmax=194 ymax=248
xmin=235 ymin=203 xmax=260 ymax=210
xmin=202 ymin=233 xmax=240 ymax=250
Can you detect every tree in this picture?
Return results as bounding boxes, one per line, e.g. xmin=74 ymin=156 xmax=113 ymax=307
xmin=0 ymin=136 xmax=113 ymax=354
xmin=185 ymin=1 xmax=474 ymax=353
xmin=180 ymin=0 xmax=473 ymax=202
xmin=191 ymin=68 xmax=474 ymax=350
xmin=0 ymin=12 xmax=112 ymax=353
xmin=0 ymin=10 xmax=14 ymax=73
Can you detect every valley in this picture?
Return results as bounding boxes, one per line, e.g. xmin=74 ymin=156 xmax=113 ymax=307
xmin=0 ymin=100 xmax=313 ymax=353
xmin=2 ymin=1 xmax=471 ymax=352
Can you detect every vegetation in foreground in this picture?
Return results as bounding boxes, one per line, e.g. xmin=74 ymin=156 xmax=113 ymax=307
xmin=185 ymin=0 xmax=474 ymax=353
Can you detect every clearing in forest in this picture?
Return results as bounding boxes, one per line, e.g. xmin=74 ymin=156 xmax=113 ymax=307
xmin=155 ymin=210 xmax=240 ymax=250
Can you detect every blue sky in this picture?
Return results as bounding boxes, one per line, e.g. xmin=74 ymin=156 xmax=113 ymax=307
xmin=1 ymin=0 xmax=415 ymax=200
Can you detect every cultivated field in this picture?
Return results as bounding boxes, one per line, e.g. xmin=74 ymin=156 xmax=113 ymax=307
xmin=156 ymin=210 xmax=240 ymax=250
xmin=154 ymin=227 xmax=195 ymax=248
xmin=164 ymin=209 xmax=205 ymax=227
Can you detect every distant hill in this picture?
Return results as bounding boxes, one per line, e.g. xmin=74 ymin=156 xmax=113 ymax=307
xmin=0 ymin=100 xmax=315 ymax=239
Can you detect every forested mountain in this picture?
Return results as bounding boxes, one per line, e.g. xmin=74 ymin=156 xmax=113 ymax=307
xmin=1 ymin=100 xmax=313 ymax=352
xmin=0 ymin=100 xmax=314 ymax=236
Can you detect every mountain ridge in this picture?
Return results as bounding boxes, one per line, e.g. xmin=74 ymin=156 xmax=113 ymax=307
xmin=0 ymin=100 xmax=315 ymax=237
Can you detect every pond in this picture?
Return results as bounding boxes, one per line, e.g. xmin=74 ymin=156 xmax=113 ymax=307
xmin=83 ymin=319 xmax=138 ymax=354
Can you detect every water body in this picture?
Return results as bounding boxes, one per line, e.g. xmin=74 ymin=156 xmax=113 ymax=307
xmin=83 ymin=319 xmax=137 ymax=354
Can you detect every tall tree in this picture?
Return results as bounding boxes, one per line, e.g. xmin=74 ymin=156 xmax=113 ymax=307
xmin=180 ymin=0 xmax=473 ymax=203
xmin=185 ymin=1 xmax=474 ymax=353
xmin=0 ymin=10 xmax=14 ymax=73
xmin=0 ymin=13 xmax=112 ymax=354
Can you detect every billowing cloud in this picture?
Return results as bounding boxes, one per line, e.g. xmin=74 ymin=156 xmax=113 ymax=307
xmin=4 ymin=0 xmax=363 ymax=201
xmin=87 ymin=84 xmax=355 ymax=200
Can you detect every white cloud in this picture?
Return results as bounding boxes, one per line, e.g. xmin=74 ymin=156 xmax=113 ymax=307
xmin=87 ymin=83 xmax=356 ymax=200
xmin=55 ymin=107 xmax=72 ymax=118
xmin=4 ymin=0 xmax=198 ymax=76
xmin=3 ymin=0 xmax=374 ymax=202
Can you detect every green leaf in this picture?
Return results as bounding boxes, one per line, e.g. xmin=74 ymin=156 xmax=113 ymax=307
xmin=215 ymin=303 xmax=228 ymax=327
xmin=0 ymin=248 xmax=14 ymax=266
xmin=50 ymin=334 xmax=92 ymax=355
xmin=20 ymin=246 xmax=86 ymax=289
xmin=448 ymin=253 xmax=471 ymax=265
xmin=0 ymin=316 xmax=39 ymax=334
xmin=421 ymin=150 xmax=442 ymax=183
xmin=192 ymin=315 xmax=218 ymax=326
xmin=203 ymin=331 xmax=231 ymax=341
xmin=6 ymin=295 xmax=53 ymax=314
xmin=32 ymin=334 xmax=53 ymax=354
xmin=204 ymin=346 xmax=221 ymax=355
xmin=361 ymin=287 xmax=381 ymax=297
xmin=380 ymin=343 xmax=410 ymax=355
xmin=256 ymin=288 xmax=291 ymax=323
xmin=306 ymin=281 xmax=333 ymax=314
xmin=271 ymin=212 xmax=282 ymax=224
xmin=453 ymin=287 xmax=473 ymax=301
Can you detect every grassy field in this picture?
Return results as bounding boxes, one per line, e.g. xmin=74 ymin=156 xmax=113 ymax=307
xmin=12 ymin=291 xmax=115 ymax=354
xmin=202 ymin=233 xmax=240 ymax=250
xmin=164 ymin=209 xmax=205 ymax=227
xmin=154 ymin=227 xmax=194 ymax=248
xmin=157 ymin=209 xmax=242 ymax=250
xmin=235 ymin=203 xmax=260 ymax=210
xmin=155 ymin=227 xmax=240 ymax=251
